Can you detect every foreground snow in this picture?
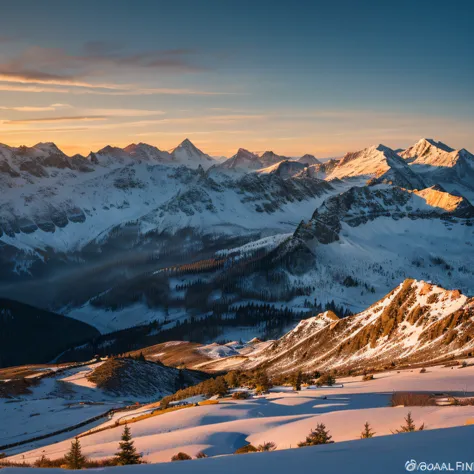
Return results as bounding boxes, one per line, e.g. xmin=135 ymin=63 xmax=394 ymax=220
xmin=6 ymin=365 xmax=474 ymax=463
xmin=5 ymin=424 xmax=474 ymax=474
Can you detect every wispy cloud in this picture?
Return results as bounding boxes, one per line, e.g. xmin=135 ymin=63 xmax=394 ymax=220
xmin=2 ymin=108 xmax=166 ymax=124
xmin=0 ymin=72 xmax=127 ymax=90
xmin=0 ymin=105 xmax=56 ymax=112
xmin=0 ymin=43 xmax=239 ymax=96
xmin=3 ymin=116 xmax=107 ymax=124
xmin=0 ymin=82 xmax=235 ymax=96
xmin=0 ymin=113 xmax=268 ymax=133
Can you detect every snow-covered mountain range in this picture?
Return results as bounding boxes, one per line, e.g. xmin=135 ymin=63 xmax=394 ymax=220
xmin=0 ymin=137 xmax=473 ymax=347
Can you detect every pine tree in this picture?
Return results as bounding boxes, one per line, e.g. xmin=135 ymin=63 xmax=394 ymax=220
xmin=393 ymin=412 xmax=425 ymax=433
xmin=214 ymin=377 xmax=228 ymax=397
xmin=292 ymin=370 xmax=303 ymax=391
xmin=64 ymin=438 xmax=87 ymax=470
xmin=298 ymin=423 xmax=334 ymax=447
xmin=225 ymin=371 xmax=240 ymax=388
xmin=316 ymin=373 xmax=335 ymax=387
xmin=254 ymin=370 xmax=272 ymax=393
xmin=360 ymin=422 xmax=375 ymax=438
xmin=115 ymin=425 xmax=143 ymax=465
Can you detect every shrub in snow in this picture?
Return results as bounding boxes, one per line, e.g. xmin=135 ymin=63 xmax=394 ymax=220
xmin=235 ymin=444 xmax=258 ymax=454
xmin=171 ymin=452 xmax=192 ymax=461
xmin=362 ymin=374 xmax=374 ymax=381
xmin=257 ymin=442 xmax=277 ymax=452
xmin=232 ymin=391 xmax=250 ymax=399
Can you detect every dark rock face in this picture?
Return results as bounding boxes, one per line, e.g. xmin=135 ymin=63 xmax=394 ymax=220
xmin=0 ymin=161 xmax=20 ymax=178
xmin=293 ymin=185 xmax=474 ymax=246
xmin=19 ymin=160 xmax=49 ymax=178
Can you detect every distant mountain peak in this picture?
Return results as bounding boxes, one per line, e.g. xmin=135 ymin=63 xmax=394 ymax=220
xmin=180 ymin=138 xmax=194 ymax=147
xmin=218 ymin=148 xmax=261 ymax=170
xmin=414 ymin=138 xmax=454 ymax=152
xmin=171 ymin=138 xmax=214 ymax=168
xmin=32 ymin=142 xmax=66 ymax=156
xmin=298 ymin=154 xmax=321 ymax=165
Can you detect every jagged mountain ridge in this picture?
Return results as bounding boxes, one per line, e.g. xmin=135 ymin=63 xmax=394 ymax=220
xmin=326 ymin=144 xmax=426 ymax=189
xmin=256 ymin=279 xmax=474 ymax=373
xmin=1 ymin=137 xmax=473 ymax=339
xmin=197 ymin=279 xmax=474 ymax=373
xmin=400 ymin=138 xmax=474 ymax=193
xmin=293 ymin=184 xmax=474 ymax=245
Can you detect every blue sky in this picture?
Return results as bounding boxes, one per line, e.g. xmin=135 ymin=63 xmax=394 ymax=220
xmin=0 ymin=0 xmax=473 ymax=156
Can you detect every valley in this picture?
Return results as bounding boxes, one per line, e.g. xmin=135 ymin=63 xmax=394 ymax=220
xmin=1 ymin=136 xmax=474 ymax=472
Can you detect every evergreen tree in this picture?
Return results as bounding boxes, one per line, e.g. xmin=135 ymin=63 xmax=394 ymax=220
xmin=254 ymin=370 xmax=272 ymax=393
xmin=316 ymin=373 xmax=335 ymax=387
xmin=137 ymin=352 xmax=146 ymax=362
xmin=214 ymin=376 xmax=228 ymax=397
xmin=393 ymin=412 xmax=424 ymax=433
xmin=298 ymin=423 xmax=334 ymax=447
xmin=64 ymin=438 xmax=87 ymax=470
xmin=224 ymin=371 xmax=240 ymax=389
xmin=360 ymin=422 xmax=375 ymax=438
xmin=292 ymin=370 xmax=303 ymax=391
xmin=115 ymin=425 xmax=143 ymax=465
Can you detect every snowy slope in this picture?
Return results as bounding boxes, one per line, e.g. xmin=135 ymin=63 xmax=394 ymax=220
xmin=0 ymin=149 xmax=336 ymax=269
xmin=255 ymin=160 xmax=308 ymax=178
xmin=401 ymin=138 xmax=474 ymax=193
xmin=209 ymin=280 xmax=473 ymax=374
xmin=326 ymin=144 xmax=426 ymax=189
xmin=6 ymin=365 xmax=474 ymax=468
xmin=6 ymin=425 xmax=474 ymax=474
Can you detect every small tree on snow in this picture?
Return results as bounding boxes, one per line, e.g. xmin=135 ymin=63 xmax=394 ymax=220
xmin=257 ymin=441 xmax=277 ymax=452
xmin=360 ymin=422 xmax=375 ymax=438
xmin=64 ymin=437 xmax=87 ymax=469
xmin=298 ymin=423 xmax=333 ymax=447
xmin=115 ymin=425 xmax=143 ymax=465
xmin=292 ymin=370 xmax=303 ymax=391
xmin=316 ymin=373 xmax=335 ymax=387
xmin=393 ymin=412 xmax=424 ymax=433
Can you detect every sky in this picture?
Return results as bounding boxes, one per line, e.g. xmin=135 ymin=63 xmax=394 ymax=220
xmin=0 ymin=0 xmax=473 ymax=157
